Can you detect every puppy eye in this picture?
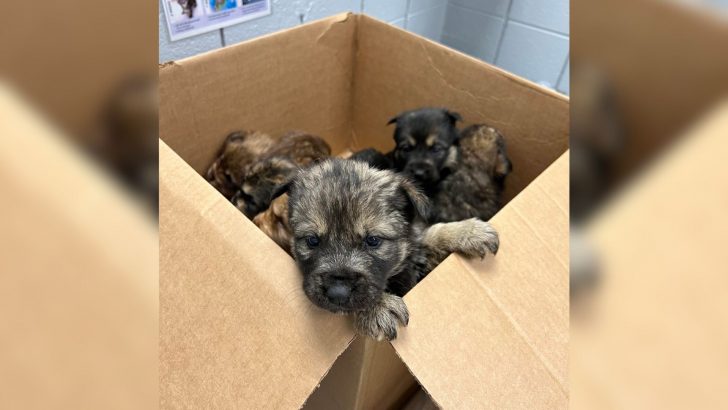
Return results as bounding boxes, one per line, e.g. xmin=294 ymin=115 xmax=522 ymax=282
xmin=306 ymin=235 xmax=320 ymax=248
xmin=364 ymin=235 xmax=381 ymax=248
xmin=431 ymin=145 xmax=444 ymax=153
xmin=400 ymin=145 xmax=413 ymax=152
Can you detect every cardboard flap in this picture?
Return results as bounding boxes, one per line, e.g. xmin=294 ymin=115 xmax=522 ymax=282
xmin=392 ymin=153 xmax=569 ymax=409
xmin=159 ymin=141 xmax=354 ymax=409
xmin=159 ymin=13 xmax=357 ymax=174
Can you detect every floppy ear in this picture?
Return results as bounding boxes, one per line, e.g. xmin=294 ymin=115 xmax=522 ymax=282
xmin=446 ymin=110 xmax=462 ymax=124
xmin=270 ymin=179 xmax=292 ymax=201
xmin=495 ymin=153 xmax=512 ymax=178
xmin=400 ymin=178 xmax=431 ymax=221
xmin=386 ymin=115 xmax=399 ymax=126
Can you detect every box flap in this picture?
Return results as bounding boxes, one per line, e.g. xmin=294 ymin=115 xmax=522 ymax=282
xmin=391 ymin=153 xmax=569 ymax=408
xmin=159 ymin=13 xmax=357 ymax=174
xmin=352 ymin=15 xmax=569 ymax=203
xmin=159 ymin=140 xmax=354 ymax=409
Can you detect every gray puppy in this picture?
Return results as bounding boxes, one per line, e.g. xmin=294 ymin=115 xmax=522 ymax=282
xmin=275 ymin=159 xmax=499 ymax=340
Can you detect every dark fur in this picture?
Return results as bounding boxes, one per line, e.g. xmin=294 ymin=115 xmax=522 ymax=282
xmin=349 ymin=148 xmax=393 ymax=170
xmin=235 ymin=132 xmax=331 ymax=218
xmin=389 ymin=108 xmax=512 ymax=222
xmin=205 ymin=130 xmax=276 ymax=199
xmin=431 ymin=124 xmax=512 ymax=222
xmin=279 ymin=159 xmax=499 ymax=340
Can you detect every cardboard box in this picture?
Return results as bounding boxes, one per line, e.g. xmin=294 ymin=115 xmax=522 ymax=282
xmin=159 ymin=13 xmax=569 ymax=408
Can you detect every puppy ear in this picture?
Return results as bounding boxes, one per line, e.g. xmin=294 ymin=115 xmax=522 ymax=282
xmin=386 ymin=115 xmax=399 ymax=126
xmin=495 ymin=153 xmax=512 ymax=178
xmin=400 ymin=178 xmax=431 ymax=221
xmin=270 ymin=179 xmax=292 ymax=201
xmin=446 ymin=110 xmax=462 ymax=124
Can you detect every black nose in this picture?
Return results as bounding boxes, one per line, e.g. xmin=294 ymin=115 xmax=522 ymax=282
xmin=326 ymin=284 xmax=351 ymax=305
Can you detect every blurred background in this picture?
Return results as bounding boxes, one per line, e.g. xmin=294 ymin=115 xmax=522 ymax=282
xmin=1 ymin=0 xmax=728 ymax=409
xmin=160 ymin=0 xmax=571 ymax=95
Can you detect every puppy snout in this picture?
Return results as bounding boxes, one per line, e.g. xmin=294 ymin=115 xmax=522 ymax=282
xmin=405 ymin=163 xmax=435 ymax=181
xmin=325 ymin=283 xmax=351 ymax=305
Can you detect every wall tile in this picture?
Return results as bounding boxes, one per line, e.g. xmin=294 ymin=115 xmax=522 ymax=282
xmin=407 ymin=5 xmax=447 ymax=41
xmin=495 ymin=21 xmax=569 ymax=87
xmin=448 ymin=0 xmax=510 ymax=17
xmin=509 ymin=0 xmax=569 ymax=34
xmin=222 ymin=0 xmax=300 ymax=45
xmin=390 ymin=18 xmax=406 ymax=28
xmin=363 ymin=0 xmax=408 ymax=23
xmin=442 ymin=4 xmax=504 ymax=62
xmin=408 ymin=0 xmax=448 ymax=14
xmin=557 ymin=58 xmax=569 ymax=95
xmin=159 ymin=3 xmax=222 ymax=62
xmin=305 ymin=0 xmax=360 ymax=21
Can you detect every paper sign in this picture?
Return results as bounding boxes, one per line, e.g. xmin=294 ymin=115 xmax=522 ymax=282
xmin=163 ymin=0 xmax=271 ymax=41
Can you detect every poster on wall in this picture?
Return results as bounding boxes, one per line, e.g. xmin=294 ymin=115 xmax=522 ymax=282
xmin=163 ymin=0 xmax=271 ymax=41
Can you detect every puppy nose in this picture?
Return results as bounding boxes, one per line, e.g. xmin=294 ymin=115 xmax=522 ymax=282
xmin=326 ymin=284 xmax=351 ymax=304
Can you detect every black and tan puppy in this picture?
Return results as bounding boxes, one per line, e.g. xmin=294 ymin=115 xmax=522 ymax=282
xmin=349 ymin=148 xmax=393 ymax=170
xmin=431 ymin=124 xmax=512 ymax=222
xmin=389 ymin=108 xmax=512 ymax=222
xmin=277 ymin=159 xmax=499 ymax=341
xmin=388 ymin=107 xmax=461 ymax=191
xmin=206 ymin=130 xmax=276 ymax=199
xmin=234 ymin=131 xmax=331 ymax=218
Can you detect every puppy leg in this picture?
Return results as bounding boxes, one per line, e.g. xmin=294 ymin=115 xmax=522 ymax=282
xmin=422 ymin=218 xmax=499 ymax=260
xmin=354 ymin=293 xmax=409 ymax=341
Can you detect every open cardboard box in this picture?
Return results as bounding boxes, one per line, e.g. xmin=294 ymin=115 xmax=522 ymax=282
xmin=159 ymin=13 xmax=569 ymax=408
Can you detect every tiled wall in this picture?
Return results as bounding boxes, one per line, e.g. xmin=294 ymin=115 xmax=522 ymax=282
xmin=442 ymin=0 xmax=569 ymax=94
xmin=159 ymin=0 xmax=569 ymax=95
xmin=159 ymin=0 xmax=449 ymax=62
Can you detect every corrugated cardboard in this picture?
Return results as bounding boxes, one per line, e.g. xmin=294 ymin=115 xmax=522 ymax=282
xmin=160 ymin=13 xmax=569 ymax=408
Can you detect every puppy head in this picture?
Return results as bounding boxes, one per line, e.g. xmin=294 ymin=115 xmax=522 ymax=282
xmin=460 ymin=124 xmax=512 ymax=185
xmin=233 ymin=156 xmax=297 ymax=218
xmin=281 ymin=159 xmax=429 ymax=313
xmin=388 ymin=108 xmax=461 ymax=185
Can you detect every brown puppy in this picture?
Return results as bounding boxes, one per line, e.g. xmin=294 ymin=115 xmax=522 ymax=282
xmin=236 ymin=132 xmax=331 ymax=218
xmin=205 ymin=130 xmax=276 ymax=199
xmin=252 ymin=193 xmax=291 ymax=254
xmin=431 ymin=124 xmax=512 ymax=222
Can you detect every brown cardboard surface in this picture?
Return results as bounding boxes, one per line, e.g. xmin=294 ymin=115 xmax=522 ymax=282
xmin=352 ymin=16 xmax=569 ymax=203
xmin=572 ymin=0 xmax=728 ymax=180
xmin=0 ymin=85 xmax=158 ymax=409
xmin=159 ymin=14 xmax=357 ymax=175
xmin=392 ymin=153 xmax=569 ymax=409
xmin=159 ymin=140 xmax=355 ymax=409
xmin=571 ymin=100 xmax=728 ymax=409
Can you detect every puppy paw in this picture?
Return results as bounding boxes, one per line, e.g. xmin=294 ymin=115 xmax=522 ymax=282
xmin=458 ymin=218 xmax=499 ymax=259
xmin=354 ymin=293 xmax=409 ymax=341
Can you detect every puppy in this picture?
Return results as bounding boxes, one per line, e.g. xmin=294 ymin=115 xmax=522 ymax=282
xmin=349 ymin=148 xmax=393 ymax=170
xmin=431 ymin=124 xmax=512 ymax=222
xmin=235 ymin=132 xmax=331 ymax=218
xmin=388 ymin=107 xmax=461 ymax=192
xmin=252 ymin=193 xmax=291 ymax=254
xmin=205 ymin=130 xmax=276 ymax=199
xmin=177 ymin=0 xmax=197 ymax=18
xmin=278 ymin=159 xmax=499 ymax=341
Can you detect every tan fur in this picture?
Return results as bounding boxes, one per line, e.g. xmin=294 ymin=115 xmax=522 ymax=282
xmin=354 ymin=293 xmax=409 ymax=342
xmin=205 ymin=131 xmax=276 ymax=199
xmin=253 ymin=194 xmax=292 ymax=254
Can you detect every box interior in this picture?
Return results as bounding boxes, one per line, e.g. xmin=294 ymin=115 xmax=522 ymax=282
xmin=160 ymin=13 xmax=568 ymax=409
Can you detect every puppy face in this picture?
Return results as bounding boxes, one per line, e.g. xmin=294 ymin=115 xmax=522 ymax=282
xmin=233 ymin=156 xmax=296 ymax=218
xmin=284 ymin=159 xmax=428 ymax=313
xmin=389 ymin=108 xmax=461 ymax=185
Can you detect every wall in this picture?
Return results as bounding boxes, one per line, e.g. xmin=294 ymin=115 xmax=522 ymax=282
xmin=442 ymin=0 xmax=570 ymax=94
xmin=159 ymin=0 xmax=449 ymax=62
xmin=159 ymin=0 xmax=569 ymax=95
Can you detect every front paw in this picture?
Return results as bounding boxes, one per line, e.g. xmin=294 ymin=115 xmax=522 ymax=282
xmin=354 ymin=293 xmax=409 ymax=341
xmin=455 ymin=218 xmax=500 ymax=259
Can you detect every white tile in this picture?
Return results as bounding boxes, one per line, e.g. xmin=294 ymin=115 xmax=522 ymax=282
xmin=449 ymin=0 xmax=510 ymax=17
xmin=442 ymin=4 xmax=504 ymax=62
xmin=510 ymin=0 xmax=569 ymax=34
xmin=363 ymin=0 xmax=408 ymax=22
xmin=222 ymin=0 xmax=299 ymax=45
xmin=305 ymin=0 xmax=360 ymax=21
xmin=557 ymin=58 xmax=569 ymax=95
xmin=159 ymin=6 xmax=223 ymax=62
xmin=406 ymin=5 xmax=447 ymax=42
xmin=408 ymin=0 xmax=447 ymax=14
xmin=495 ymin=21 xmax=569 ymax=86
